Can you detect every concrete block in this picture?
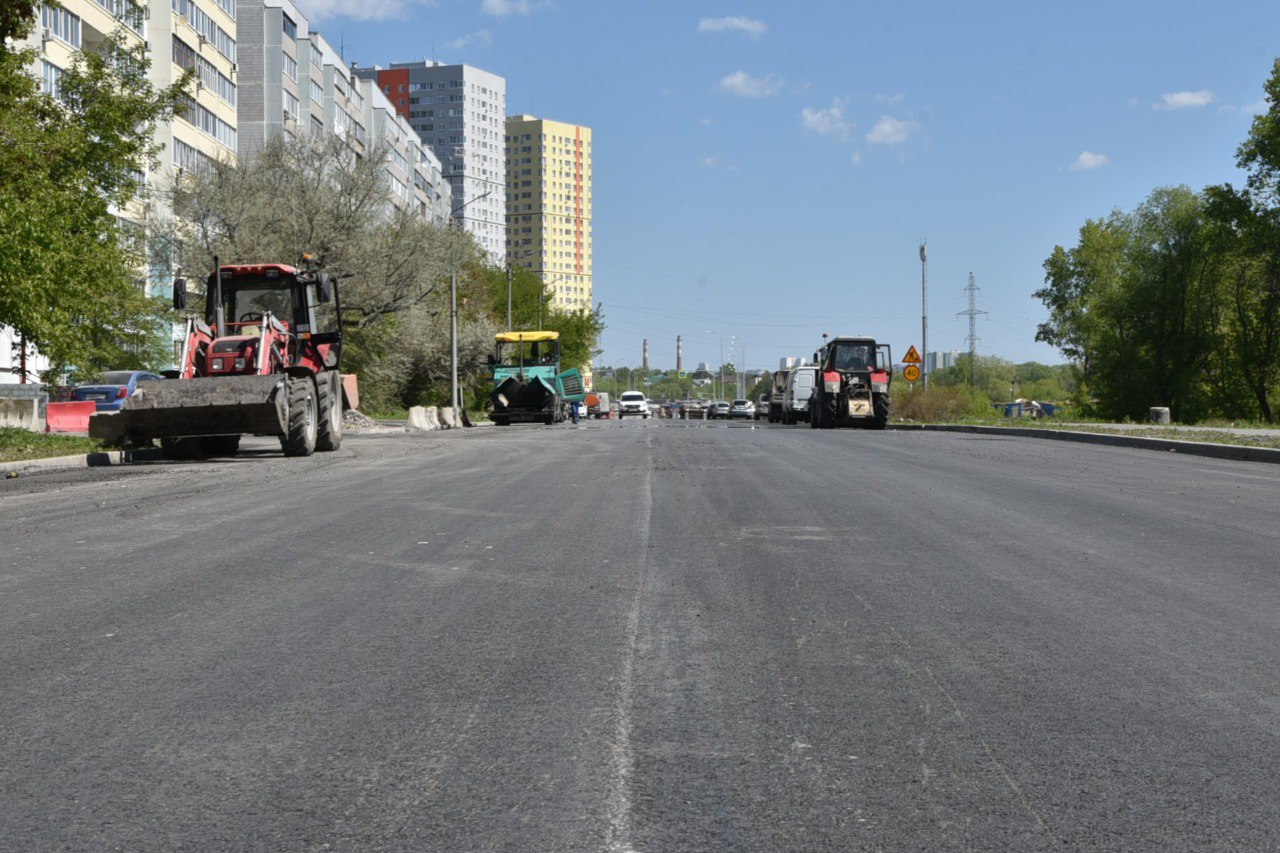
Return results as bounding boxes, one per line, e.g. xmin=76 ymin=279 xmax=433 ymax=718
xmin=405 ymin=406 xmax=430 ymax=431
xmin=439 ymin=406 xmax=457 ymax=429
xmin=1150 ymin=407 xmax=1171 ymax=425
xmin=424 ymin=406 xmax=440 ymax=430
xmin=0 ymin=397 xmax=40 ymax=430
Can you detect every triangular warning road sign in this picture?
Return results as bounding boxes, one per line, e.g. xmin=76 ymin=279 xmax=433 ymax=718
xmin=903 ymin=345 xmax=922 ymax=364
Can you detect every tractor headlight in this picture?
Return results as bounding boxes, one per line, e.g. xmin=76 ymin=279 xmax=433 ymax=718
xmin=235 ymin=357 xmax=246 ymax=369
xmin=212 ymin=358 xmax=225 ymax=371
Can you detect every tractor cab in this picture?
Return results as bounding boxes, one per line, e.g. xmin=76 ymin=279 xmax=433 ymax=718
xmin=172 ymin=263 xmax=342 ymax=378
xmin=493 ymin=331 xmax=562 ymax=382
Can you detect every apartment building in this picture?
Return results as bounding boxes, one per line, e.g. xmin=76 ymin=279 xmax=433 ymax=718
xmin=505 ymin=115 xmax=593 ymax=313
xmin=354 ymin=61 xmax=507 ymax=263
xmin=156 ymin=0 xmax=238 ymax=180
xmin=234 ymin=1 xmax=450 ymax=223
xmin=233 ymin=0 xmax=306 ymax=152
xmin=357 ymin=76 xmax=452 ymax=224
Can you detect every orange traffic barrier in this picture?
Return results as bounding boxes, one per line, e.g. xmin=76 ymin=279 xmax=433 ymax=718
xmin=341 ymin=373 xmax=360 ymax=411
xmin=45 ymin=401 xmax=97 ymax=434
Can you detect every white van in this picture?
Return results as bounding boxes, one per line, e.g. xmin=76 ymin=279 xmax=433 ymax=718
xmin=781 ymin=366 xmax=819 ymax=424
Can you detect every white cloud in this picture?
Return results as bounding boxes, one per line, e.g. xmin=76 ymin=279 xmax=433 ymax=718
xmin=445 ymin=29 xmax=492 ymax=50
xmin=481 ymin=0 xmax=553 ymax=17
xmin=715 ymin=70 xmax=783 ymax=98
xmin=698 ymin=117 xmax=714 ymax=127
xmin=801 ymin=99 xmax=851 ymax=139
xmin=1070 ymin=151 xmax=1110 ymax=171
xmin=874 ymin=92 xmax=906 ymax=105
xmin=301 ymin=0 xmax=435 ymax=21
xmin=1154 ymin=90 xmax=1215 ymax=110
xmin=698 ymin=16 xmax=767 ymax=38
xmin=701 ymin=155 xmax=719 ymax=167
xmin=851 ymin=150 xmax=863 ymax=166
xmin=865 ymin=115 xmax=918 ymax=145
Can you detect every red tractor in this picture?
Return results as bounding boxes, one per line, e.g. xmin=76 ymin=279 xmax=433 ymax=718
xmin=91 ymin=261 xmax=356 ymax=458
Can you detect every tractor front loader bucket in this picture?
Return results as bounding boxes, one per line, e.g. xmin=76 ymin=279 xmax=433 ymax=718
xmin=90 ymin=375 xmax=289 ymax=444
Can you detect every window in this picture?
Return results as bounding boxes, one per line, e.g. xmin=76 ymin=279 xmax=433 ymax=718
xmin=282 ymin=13 xmax=297 ymax=40
xmin=177 ymin=95 xmax=237 ymax=149
xmin=284 ymin=90 xmax=299 ymax=120
xmin=97 ymin=0 xmax=146 ymax=34
xmin=197 ymin=53 xmax=237 ymax=106
xmin=172 ymin=0 xmax=236 ymax=61
xmin=42 ymin=5 xmax=81 ymax=47
xmin=172 ymin=138 xmax=215 ymax=174
xmin=172 ymin=35 xmax=196 ymax=70
xmin=282 ymin=52 xmax=297 ymax=81
xmin=311 ymin=80 xmax=324 ymax=104
xmin=41 ymin=60 xmax=63 ymax=97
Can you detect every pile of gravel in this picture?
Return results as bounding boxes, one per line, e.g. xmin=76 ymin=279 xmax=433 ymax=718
xmin=343 ymin=409 xmax=383 ymax=429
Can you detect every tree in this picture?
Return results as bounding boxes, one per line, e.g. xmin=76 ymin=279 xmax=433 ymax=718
xmin=162 ymin=132 xmax=485 ymax=411
xmin=1036 ymin=187 xmax=1220 ymax=421
xmin=1204 ymin=58 xmax=1280 ymax=421
xmin=0 ymin=7 xmax=187 ymax=379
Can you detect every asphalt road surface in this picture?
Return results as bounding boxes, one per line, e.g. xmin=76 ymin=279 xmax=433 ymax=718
xmin=3 ymin=419 xmax=1279 ymax=850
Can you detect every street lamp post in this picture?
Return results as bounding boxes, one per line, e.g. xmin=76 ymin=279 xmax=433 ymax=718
xmin=731 ymin=336 xmax=746 ymax=398
xmin=448 ymin=189 xmax=493 ymax=417
xmin=706 ymin=330 xmax=724 ymax=400
xmin=920 ymin=240 xmax=929 ymax=390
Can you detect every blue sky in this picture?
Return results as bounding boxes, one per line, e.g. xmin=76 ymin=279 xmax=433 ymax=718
xmin=304 ymin=0 xmax=1280 ymax=373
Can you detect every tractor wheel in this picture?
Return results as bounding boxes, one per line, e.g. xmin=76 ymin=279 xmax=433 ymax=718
xmin=818 ymin=404 xmax=834 ymax=429
xmin=871 ymin=395 xmax=890 ymax=430
xmin=199 ymin=435 xmax=241 ymax=457
xmin=280 ymin=376 xmax=318 ymax=457
xmin=316 ymin=374 xmax=344 ymax=452
xmin=161 ymin=437 xmax=201 ymax=460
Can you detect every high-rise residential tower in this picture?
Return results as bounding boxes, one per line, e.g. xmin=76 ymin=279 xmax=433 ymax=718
xmin=354 ymin=60 xmax=507 ymax=263
xmin=504 ymin=115 xmax=593 ymax=313
xmin=236 ymin=1 xmax=451 ymax=224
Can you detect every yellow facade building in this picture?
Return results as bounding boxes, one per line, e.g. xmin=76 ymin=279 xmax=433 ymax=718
xmin=505 ymin=115 xmax=593 ymax=314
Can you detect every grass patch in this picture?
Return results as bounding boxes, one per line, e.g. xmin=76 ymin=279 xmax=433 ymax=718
xmin=0 ymin=428 xmax=104 ymax=463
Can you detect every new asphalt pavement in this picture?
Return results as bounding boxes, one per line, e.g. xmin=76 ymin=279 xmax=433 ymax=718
xmin=2 ymin=418 xmax=1278 ymax=850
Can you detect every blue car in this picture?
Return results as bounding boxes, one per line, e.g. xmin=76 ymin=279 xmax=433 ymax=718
xmin=71 ymin=370 xmax=164 ymax=412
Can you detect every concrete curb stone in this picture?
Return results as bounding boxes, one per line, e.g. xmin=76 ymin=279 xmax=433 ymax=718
xmin=890 ymin=423 xmax=1280 ymax=465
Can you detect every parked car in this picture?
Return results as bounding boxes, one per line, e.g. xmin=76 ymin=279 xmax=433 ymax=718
xmin=617 ymin=390 xmax=650 ymax=419
xmin=681 ymin=399 xmax=706 ymax=419
xmin=71 ymin=370 xmax=164 ymax=412
xmin=730 ymin=399 xmax=755 ymax=419
xmin=708 ymin=400 xmax=731 ymax=419
xmin=755 ymin=393 xmax=770 ymax=420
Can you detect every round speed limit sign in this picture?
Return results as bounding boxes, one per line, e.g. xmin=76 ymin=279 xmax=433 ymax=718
xmin=903 ymin=364 xmax=921 ymax=383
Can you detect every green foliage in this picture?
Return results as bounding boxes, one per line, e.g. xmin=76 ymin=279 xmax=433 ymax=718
xmin=0 ymin=15 xmax=187 ymax=379
xmin=1036 ymin=187 xmax=1220 ymax=421
xmin=0 ymin=427 xmax=103 ymax=463
xmin=1035 ymin=59 xmax=1280 ymax=423
xmin=927 ymin=356 xmax=1073 ymax=404
xmin=894 ymin=384 xmax=995 ymax=422
xmin=478 ymin=264 xmax=603 ymax=372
